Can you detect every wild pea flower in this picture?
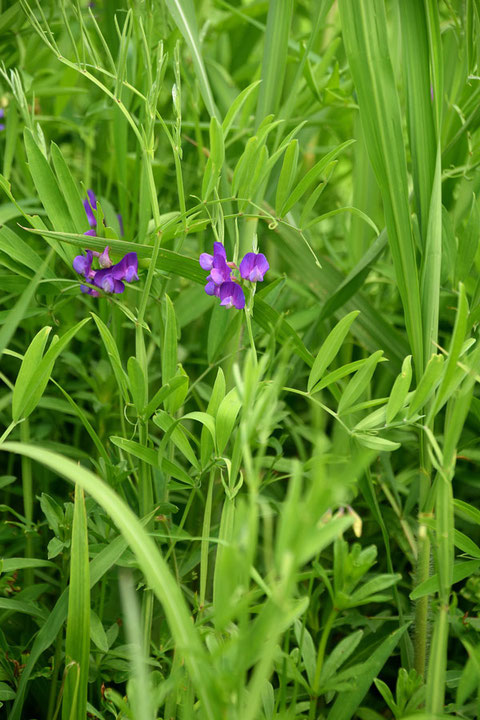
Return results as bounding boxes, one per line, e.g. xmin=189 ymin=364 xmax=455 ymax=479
xmin=0 ymin=109 xmax=5 ymax=131
xmin=239 ymin=253 xmax=269 ymax=282
xmin=199 ymin=243 xmax=268 ymax=310
xmin=84 ymin=189 xmax=97 ymax=229
xmin=83 ymin=189 xmax=124 ymax=237
xmin=73 ymin=248 xmax=138 ymax=296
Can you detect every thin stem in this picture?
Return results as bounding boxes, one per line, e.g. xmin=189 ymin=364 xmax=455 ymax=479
xmin=310 ymin=608 xmax=338 ymax=718
xmin=0 ymin=420 xmax=17 ymax=444
xmin=20 ymin=421 xmax=34 ymax=586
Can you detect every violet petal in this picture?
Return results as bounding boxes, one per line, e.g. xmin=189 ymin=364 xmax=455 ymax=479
xmin=220 ymin=282 xmax=245 ymax=309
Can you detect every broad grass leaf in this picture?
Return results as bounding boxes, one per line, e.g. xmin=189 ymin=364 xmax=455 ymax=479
xmin=13 ymin=318 xmax=90 ymax=422
xmin=410 ymin=559 xmax=480 ymax=600
xmin=255 ymin=0 xmax=293 ymax=126
xmin=50 ymin=142 xmax=86 ymax=234
xmin=162 ymin=295 xmax=177 ymax=413
xmin=143 ymin=375 xmax=188 ymax=419
xmin=354 ymin=434 xmax=401 ymax=452
xmin=407 ymin=354 xmax=444 ymax=418
xmin=127 ymin=356 xmax=147 ymax=415
xmin=200 ymin=368 xmax=225 ymax=466
xmin=62 ymin=487 xmax=90 ymax=720
xmin=12 ymin=326 xmax=52 ymax=420
xmin=109 ymin=436 xmax=194 ymax=486
xmin=24 ymin=129 xmax=76 ymax=240
xmin=386 ymin=355 xmax=413 ymax=424
xmin=281 ymin=140 xmax=355 ymax=216
xmin=454 ymin=499 xmax=480 ymax=525
xmin=337 ymin=350 xmax=383 ymax=415
xmin=153 ymin=410 xmax=200 ymax=471
xmin=455 ymin=196 xmax=479 ymax=286
xmin=308 ymin=311 xmax=360 ymax=393
xmin=216 ymin=388 xmax=242 ymax=455
xmin=164 ymin=0 xmax=219 ymax=119
xmin=222 ymin=80 xmax=261 ymax=137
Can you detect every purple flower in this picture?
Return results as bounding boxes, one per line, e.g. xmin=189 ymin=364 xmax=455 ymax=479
xmin=0 ymin=108 xmax=5 ymax=132
xmin=110 ymin=252 xmax=138 ymax=282
xmin=93 ymin=246 xmax=113 ymax=268
xmin=83 ymin=189 xmax=97 ymax=228
xmin=73 ymin=250 xmax=95 ymax=278
xmin=199 ymin=242 xmax=268 ymax=310
xmin=220 ymin=282 xmax=245 ymax=309
xmin=92 ymin=268 xmax=125 ymax=294
xmin=199 ymin=241 xmax=226 ymax=271
xmin=80 ymin=284 xmax=99 ymax=297
xmin=239 ymin=253 xmax=269 ymax=282
xmin=72 ymin=248 xmax=139 ymax=296
xmin=208 ymin=253 xmax=231 ymax=286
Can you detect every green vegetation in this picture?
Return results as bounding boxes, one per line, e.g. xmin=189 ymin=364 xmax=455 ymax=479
xmin=1 ymin=1 xmax=480 ymax=717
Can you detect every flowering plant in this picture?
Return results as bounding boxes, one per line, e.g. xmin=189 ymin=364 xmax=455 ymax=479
xmin=199 ymin=242 xmax=269 ymax=309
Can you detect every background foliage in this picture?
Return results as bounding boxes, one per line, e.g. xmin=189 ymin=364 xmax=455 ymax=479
xmin=1 ymin=0 xmax=480 ymax=718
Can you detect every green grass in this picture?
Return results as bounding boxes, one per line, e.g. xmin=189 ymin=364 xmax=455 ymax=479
xmin=1 ymin=1 xmax=480 ymax=718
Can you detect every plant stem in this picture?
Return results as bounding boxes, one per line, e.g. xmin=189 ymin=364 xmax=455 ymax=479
xmin=20 ymin=421 xmax=34 ymax=586
xmin=310 ymin=607 xmax=337 ymax=717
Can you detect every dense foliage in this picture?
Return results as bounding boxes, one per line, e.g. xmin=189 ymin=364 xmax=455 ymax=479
xmin=1 ymin=1 xmax=480 ymax=718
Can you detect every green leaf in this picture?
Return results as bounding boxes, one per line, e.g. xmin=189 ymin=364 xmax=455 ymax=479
xmin=255 ymin=0 xmax=294 ymax=127
xmin=410 ymin=560 xmax=480 ymax=600
xmin=327 ymin=624 xmax=409 ymax=720
xmin=386 ymin=355 xmax=413 ymax=424
xmin=164 ymin=0 xmax=219 ymax=119
xmin=127 ymin=356 xmax=147 ymax=416
xmin=62 ymin=487 xmax=90 ymax=720
xmin=24 ymin=130 xmax=76 ymax=252
xmin=216 ymin=389 xmax=242 ymax=455
xmin=90 ymin=610 xmax=109 ymax=653
xmin=276 ymin=139 xmax=299 ymax=216
xmin=354 ymin=434 xmax=401 ymax=452
xmin=91 ymin=313 xmax=130 ymax=404
xmin=0 ymin=251 xmax=52 ymax=358
xmin=12 ymin=318 xmax=90 ymax=422
xmin=12 ymin=326 xmax=52 ymax=421
xmin=143 ymin=376 xmax=188 ymax=419
xmin=153 ymin=410 xmax=200 ymax=471
xmin=162 ymin=295 xmax=178 ymax=414
xmin=50 ymin=142 xmax=87 ymax=234
xmin=320 ymin=630 xmax=363 ymax=685
xmin=109 ymin=436 xmax=194 ymax=486
xmin=339 ymin=0 xmax=423 ymax=372
xmin=1 ymin=442 xmax=221 ymax=718
xmin=456 ymin=195 xmax=479 ymax=286
xmin=222 ymin=80 xmax=261 ymax=137
xmin=337 ymin=350 xmax=383 ymax=415
xmin=282 ymin=140 xmax=355 ymax=216
xmin=308 ymin=311 xmax=360 ymax=392
xmin=407 ymin=354 xmax=444 ymax=419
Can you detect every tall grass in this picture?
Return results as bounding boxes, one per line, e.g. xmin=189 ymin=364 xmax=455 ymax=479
xmin=0 ymin=2 xmax=480 ymax=718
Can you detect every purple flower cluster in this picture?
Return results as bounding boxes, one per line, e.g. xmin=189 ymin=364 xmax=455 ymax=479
xmin=73 ymin=248 xmax=139 ymax=296
xmin=199 ymin=242 xmax=269 ymax=309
